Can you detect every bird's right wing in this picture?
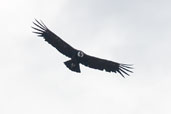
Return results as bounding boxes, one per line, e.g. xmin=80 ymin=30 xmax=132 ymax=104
xmin=79 ymin=54 xmax=133 ymax=77
xmin=32 ymin=19 xmax=78 ymax=58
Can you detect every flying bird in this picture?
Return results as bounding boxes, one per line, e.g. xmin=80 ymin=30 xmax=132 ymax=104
xmin=32 ymin=19 xmax=133 ymax=77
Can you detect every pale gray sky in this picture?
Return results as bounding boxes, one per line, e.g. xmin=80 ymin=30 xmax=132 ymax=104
xmin=0 ymin=0 xmax=171 ymax=114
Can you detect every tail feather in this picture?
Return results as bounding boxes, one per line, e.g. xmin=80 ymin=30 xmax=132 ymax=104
xmin=64 ymin=60 xmax=81 ymax=73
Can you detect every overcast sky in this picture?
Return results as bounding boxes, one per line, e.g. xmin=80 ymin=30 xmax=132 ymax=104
xmin=0 ymin=0 xmax=171 ymax=114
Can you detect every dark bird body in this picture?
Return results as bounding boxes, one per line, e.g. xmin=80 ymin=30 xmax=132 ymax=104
xmin=32 ymin=19 xmax=133 ymax=77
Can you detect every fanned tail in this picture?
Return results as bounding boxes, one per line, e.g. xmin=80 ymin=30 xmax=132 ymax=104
xmin=64 ymin=60 xmax=81 ymax=73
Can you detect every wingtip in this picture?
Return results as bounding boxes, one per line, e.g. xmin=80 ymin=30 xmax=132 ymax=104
xmin=117 ymin=63 xmax=133 ymax=77
xmin=34 ymin=19 xmax=47 ymax=29
xmin=117 ymin=70 xmax=125 ymax=78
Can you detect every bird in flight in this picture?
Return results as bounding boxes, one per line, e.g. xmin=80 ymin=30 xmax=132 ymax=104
xmin=32 ymin=19 xmax=133 ymax=77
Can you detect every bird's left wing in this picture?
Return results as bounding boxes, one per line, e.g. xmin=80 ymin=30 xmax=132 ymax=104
xmin=32 ymin=19 xmax=78 ymax=58
xmin=79 ymin=54 xmax=133 ymax=77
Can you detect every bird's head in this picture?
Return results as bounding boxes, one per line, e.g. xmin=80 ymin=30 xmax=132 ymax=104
xmin=77 ymin=51 xmax=84 ymax=58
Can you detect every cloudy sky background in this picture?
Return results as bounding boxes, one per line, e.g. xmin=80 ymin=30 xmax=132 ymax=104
xmin=0 ymin=0 xmax=171 ymax=114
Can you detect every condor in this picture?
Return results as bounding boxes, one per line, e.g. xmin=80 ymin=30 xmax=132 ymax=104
xmin=32 ymin=19 xmax=133 ymax=77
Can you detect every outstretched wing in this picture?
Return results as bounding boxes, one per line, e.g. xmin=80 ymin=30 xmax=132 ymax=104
xmin=79 ymin=54 xmax=133 ymax=77
xmin=32 ymin=19 xmax=77 ymax=58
